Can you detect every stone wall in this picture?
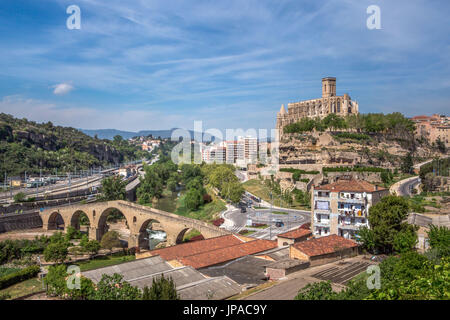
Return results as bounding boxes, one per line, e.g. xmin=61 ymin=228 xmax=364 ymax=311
xmin=0 ymin=212 xmax=43 ymax=233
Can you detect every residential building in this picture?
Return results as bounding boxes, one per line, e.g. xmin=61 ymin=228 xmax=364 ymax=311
xmin=289 ymin=234 xmax=359 ymax=267
xmin=311 ymin=179 xmax=389 ymax=240
xmin=411 ymin=114 xmax=450 ymax=147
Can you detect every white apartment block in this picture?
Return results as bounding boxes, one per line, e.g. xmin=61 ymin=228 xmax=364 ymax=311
xmin=311 ymin=179 xmax=389 ymax=240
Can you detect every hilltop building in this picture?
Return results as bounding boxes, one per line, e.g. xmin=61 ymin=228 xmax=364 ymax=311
xmin=311 ymin=179 xmax=389 ymax=240
xmin=411 ymin=114 xmax=449 ymax=148
xmin=276 ymin=77 xmax=359 ymax=137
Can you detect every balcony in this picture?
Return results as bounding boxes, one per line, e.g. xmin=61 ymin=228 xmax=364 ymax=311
xmin=338 ymin=223 xmax=367 ymax=230
xmin=338 ymin=208 xmax=367 ymax=217
xmin=338 ymin=197 xmax=365 ymax=204
xmin=314 ymin=194 xmax=330 ymax=200
xmin=314 ymin=220 xmax=330 ymax=227
xmin=314 ymin=208 xmax=331 ymax=214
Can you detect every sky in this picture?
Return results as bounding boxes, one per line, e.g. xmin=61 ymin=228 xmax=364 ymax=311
xmin=0 ymin=0 xmax=449 ymax=132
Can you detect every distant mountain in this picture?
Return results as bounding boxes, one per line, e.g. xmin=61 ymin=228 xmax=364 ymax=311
xmin=81 ymin=128 xmax=217 ymax=141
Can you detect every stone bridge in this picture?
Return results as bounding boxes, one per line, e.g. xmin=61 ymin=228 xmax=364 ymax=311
xmin=40 ymin=200 xmax=230 ymax=248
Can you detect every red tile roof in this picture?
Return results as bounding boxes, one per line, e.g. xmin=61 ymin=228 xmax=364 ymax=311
xmin=149 ymin=235 xmax=244 ymax=261
xmin=278 ymin=228 xmax=312 ymax=239
xmin=178 ymin=239 xmax=278 ymax=269
xmin=292 ymin=235 xmax=358 ymax=257
xmin=315 ymin=180 xmax=385 ymax=193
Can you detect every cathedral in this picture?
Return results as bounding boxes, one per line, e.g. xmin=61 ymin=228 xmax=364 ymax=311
xmin=276 ymin=77 xmax=359 ymax=136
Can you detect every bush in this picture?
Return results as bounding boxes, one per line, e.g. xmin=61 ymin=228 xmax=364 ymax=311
xmin=44 ymin=242 xmax=69 ymax=263
xmin=334 ymin=132 xmax=370 ymax=140
xmin=0 ymin=265 xmax=40 ymax=289
xmin=13 ymin=192 xmax=26 ymax=203
xmin=100 ymin=231 xmax=121 ymax=252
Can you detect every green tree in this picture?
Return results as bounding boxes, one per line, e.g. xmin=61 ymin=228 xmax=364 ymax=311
xmin=13 ymin=192 xmax=26 ymax=203
xmin=90 ymin=273 xmax=142 ymax=300
xmin=393 ymin=228 xmax=418 ymax=253
xmin=167 ymin=177 xmax=178 ymax=193
xmin=185 ymin=188 xmax=204 ymax=210
xmin=100 ymin=231 xmax=121 ymax=253
xmin=137 ymin=167 xmax=164 ymax=204
xmin=294 ymin=281 xmax=337 ymax=300
xmin=83 ymin=240 xmax=101 ymax=255
xmin=221 ymin=181 xmax=244 ymax=204
xmin=142 ymin=274 xmax=179 ymax=300
xmin=43 ymin=242 xmax=68 ymax=263
xmin=362 ymin=195 xmax=413 ymax=254
xmin=65 ymin=226 xmax=82 ymax=241
xmin=427 ymin=225 xmax=450 ymax=257
xmin=100 ymin=175 xmax=127 ymax=201
xmin=401 ymin=152 xmax=414 ymax=174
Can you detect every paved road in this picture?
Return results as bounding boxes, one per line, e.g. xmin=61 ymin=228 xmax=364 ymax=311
xmin=222 ymin=205 xmax=310 ymax=240
xmin=397 ymin=176 xmax=420 ymax=197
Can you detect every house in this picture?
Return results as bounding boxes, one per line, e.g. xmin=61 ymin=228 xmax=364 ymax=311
xmin=289 ymin=234 xmax=359 ymax=267
xmin=276 ymin=228 xmax=312 ymax=247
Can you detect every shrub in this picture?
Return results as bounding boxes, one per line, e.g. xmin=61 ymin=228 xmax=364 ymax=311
xmin=0 ymin=265 xmax=40 ymax=289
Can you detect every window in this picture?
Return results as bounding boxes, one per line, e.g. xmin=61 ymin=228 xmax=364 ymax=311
xmin=316 ymin=201 xmax=329 ymax=210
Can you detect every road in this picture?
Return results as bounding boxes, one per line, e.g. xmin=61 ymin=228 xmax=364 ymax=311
xmin=222 ymin=205 xmax=310 ymax=240
xmin=397 ymin=176 xmax=420 ymax=196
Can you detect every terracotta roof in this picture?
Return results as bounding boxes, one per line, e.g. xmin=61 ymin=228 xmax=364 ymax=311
xmin=278 ymin=228 xmax=312 ymax=239
xmin=148 ymin=235 xmax=244 ymax=261
xmin=178 ymin=239 xmax=278 ymax=269
xmin=315 ymin=180 xmax=385 ymax=193
xmin=292 ymin=235 xmax=358 ymax=257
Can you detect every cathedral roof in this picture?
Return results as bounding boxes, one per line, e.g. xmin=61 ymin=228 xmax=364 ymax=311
xmin=279 ymin=104 xmax=286 ymax=115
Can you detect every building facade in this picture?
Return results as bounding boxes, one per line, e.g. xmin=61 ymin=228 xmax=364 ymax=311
xmin=311 ymin=180 xmax=389 ymax=240
xmin=411 ymin=114 xmax=450 ymax=148
xmin=276 ymin=77 xmax=359 ymax=137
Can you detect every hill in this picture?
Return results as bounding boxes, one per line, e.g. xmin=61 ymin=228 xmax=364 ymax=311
xmin=81 ymin=129 xmax=174 ymax=140
xmin=0 ymin=113 xmax=146 ymax=177
xmin=81 ymin=128 xmax=217 ymax=141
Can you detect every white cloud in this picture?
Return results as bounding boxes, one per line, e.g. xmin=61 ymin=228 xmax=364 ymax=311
xmin=53 ymin=83 xmax=74 ymax=95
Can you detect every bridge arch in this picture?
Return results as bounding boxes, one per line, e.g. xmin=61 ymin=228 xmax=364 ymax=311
xmin=70 ymin=210 xmax=90 ymax=231
xmin=175 ymin=228 xmax=204 ymax=244
xmin=136 ymin=218 xmax=167 ymax=249
xmin=95 ymin=207 xmax=131 ymax=242
xmin=47 ymin=211 xmax=66 ymax=231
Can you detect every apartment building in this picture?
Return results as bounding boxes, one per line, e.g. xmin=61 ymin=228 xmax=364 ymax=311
xmin=311 ymin=179 xmax=389 ymax=240
xmin=411 ymin=114 xmax=450 ymax=147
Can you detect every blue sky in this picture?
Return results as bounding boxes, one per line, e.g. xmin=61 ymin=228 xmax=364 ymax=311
xmin=0 ymin=0 xmax=449 ymax=132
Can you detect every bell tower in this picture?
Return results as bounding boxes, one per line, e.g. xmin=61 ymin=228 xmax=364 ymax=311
xmin=322 ymin=77 xmax=336 ymax=98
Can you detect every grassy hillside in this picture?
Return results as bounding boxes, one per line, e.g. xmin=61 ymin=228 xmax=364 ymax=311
xmin=0 ymin=113 xmax=146 ymax=177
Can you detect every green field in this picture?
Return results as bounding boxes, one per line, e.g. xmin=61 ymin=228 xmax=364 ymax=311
xmin=0 ymin=277 xmax=42 ymax=300
xmin=0 ymin=266 xmax=20 ymax=278
xmin=242 ymin=179 xmax=308 ymax=210
xmin=152 ymin=187 xmax=226 ymax=222
xmin=75 ymin=254 xmax=136 ymax=272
